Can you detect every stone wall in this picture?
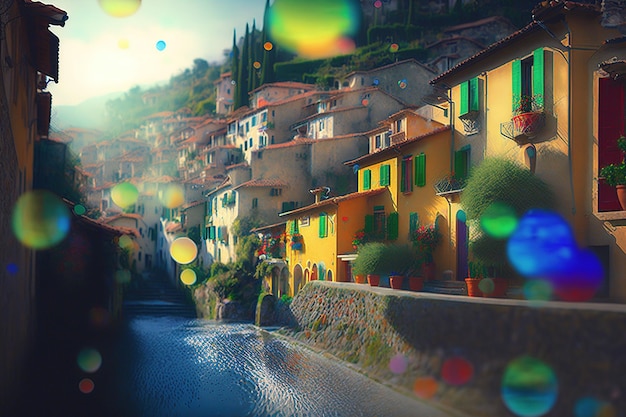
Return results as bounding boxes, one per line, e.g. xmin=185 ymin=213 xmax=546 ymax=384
xmin=276 ymin=281 xmax=626 ymax=417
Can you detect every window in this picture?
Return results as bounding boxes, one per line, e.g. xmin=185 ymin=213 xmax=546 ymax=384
xmin=384 ymin=131 xmax=391 ymax=148
xmin=318 ymin=212 xmax=327 ymax=238
xmin=401 ymin=157 xmax=413 ymax=193
xmin=363 ymin=169 xmax=371 ymax=190
xmin=138 ymin=252 xmax=142 ymax=261
xmin=249 ymin=138 xmax=253 ymax=148
xmin=395 ymin=119 xmax=402 ymax=133
xmin=257 ymin=151 xmax=263 ymax=159
xmin=261 ymin=112 xmax=267 ymax=122
xmin=386 ymin=212 xmax=399 ymax=240
xmin=271 ymin=135 xmax=275 ymax=144
xmin=512 ymin=48 xmax=545 ymax=112
xmin=375 ymin=135 xmax=381 ymax=149
xmin=414 ymin=153 xmax=426 ymax=187
xmin=245 ymin=122 xmax=250 ymax=133
xmin=281 ymin=201 xmax=297 ymax=212
xmin=373 ymin=206 xmax=386 ymax=239
xmin=252 ymin=198 xmax=258 ymax=209
xmin=454 ymin=147 xmax=471 ymax=182
xmin=272 ymin=110 xmax=275 ymax=117
xmin=409 ymin=212 xmax=419 ymax=236
xmin=319 ymin=120 xmax=324 ymax=131
xmin=251 ymin=115 xmax=257 ymax=126
xmin=459 ymin=77 xmax=479 ymax=117
xmin=380 ymin=164 xmax=391 ymax=186
xmin=270 ymin=188 xmax=282 ymax=196
xmin=244 ymin=141 xmax=248 ymax=151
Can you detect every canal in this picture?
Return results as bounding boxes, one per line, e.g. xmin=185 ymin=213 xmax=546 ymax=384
xmin=110 ymin=316 xmax=457 ymax=417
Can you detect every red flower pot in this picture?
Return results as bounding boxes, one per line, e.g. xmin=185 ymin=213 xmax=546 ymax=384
xmin=408 ymin=276 xmax=425 ymax=291
xmin=354 ymin=274 xmax=367 ymax=284
xmin=465 ymin=278 xmax=483 ymax=297
xmin=617 ymin=185 xmax=626 ymax=211
xmin=367 ymin=274 xmax=380 ymax=287
xmin=389 ymin=275 xmax=404 ymax=289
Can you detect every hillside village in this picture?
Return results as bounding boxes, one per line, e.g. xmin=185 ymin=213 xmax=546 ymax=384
xmin=47 ymin=0 xmax=626 ymax=309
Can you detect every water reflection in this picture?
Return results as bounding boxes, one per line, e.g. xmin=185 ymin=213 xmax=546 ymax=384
xmin=115 ymin=317 xmax=453 ymax=417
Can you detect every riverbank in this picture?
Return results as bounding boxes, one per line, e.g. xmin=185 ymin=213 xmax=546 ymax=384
xmin=272 ymin=281 xmax=626 ymax=417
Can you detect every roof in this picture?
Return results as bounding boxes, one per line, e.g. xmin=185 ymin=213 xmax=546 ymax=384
xmin=248 ymin=81 xmax=317 ymax=95
xmin=102 ymin=213 xmax=144 ymax=223
xmin=279 ymin=188 xmax=387 ymax=217
xmin=345 ymin=58 xmax=437 ymax=78
xmin=181 ymin=199 xmax=206 ymax=210
xmin=431 ymin=2 xmax=602 ymax=86
xmin=233 ymin=178 xmax=289 ymax=190
xmin=346 ymin=125 xmax=451 ymax=166
xmin=23 ymin=0 xmax=68 ymax=26
xmin=426 ymin=35 xmax=486 ymax=50
xmin=250 ymin=221 xmax=287 ymax=234
xmin=62 ymin=199 xmax=138 ymax=237
xmin=165 ymin=222 xmax=183 ymax=233
xmin=443 ymin=16 xmax=515 ymax=33
xmin=599 ymin=58 xmax=626 ymax=80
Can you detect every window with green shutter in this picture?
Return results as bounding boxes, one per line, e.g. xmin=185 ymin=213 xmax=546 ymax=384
xmin=364 ymin=214 xmax=374 ymax=234
xmin=454 ymin=147 xmax=470 ymax=181
xmin=414 ymin=153 xmax=426 ymax=187
xmin=512 ymin=59 xmax=522 ymax=112
xmin=401 ymin=156 xmax=413 ymax=193
xmin=409 ymin=212 xmax=419 ymax=236
xmin=380 ymin=164 xmax=390 ymax=186
xmin=386 ymin=212 xmax=399 ymax=240
xmin=533 ymin=48 xmax=544 ymax=108
xmin=209 ymin=226 xmax=216 ymax=240
xmin=363 ymin=169 xmax=371 ymax=190
xmin=290 ymin=219 xmax=299 ymax=234
xmin=318 ymin=212 xmax=327 ymax=238
xmin=459 ymin=77 xmax=479 ymax=117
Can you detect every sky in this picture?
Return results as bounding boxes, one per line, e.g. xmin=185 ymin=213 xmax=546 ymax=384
xmin=47 ymin=0 xmax=267 ymax=106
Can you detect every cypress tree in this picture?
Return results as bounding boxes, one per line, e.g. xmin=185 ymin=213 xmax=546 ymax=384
xmin=237 ymin=23 xmax=250 ymax=109
xmin=260 ymin=0 xmax=275 ymax=85
xmin=249 ymin=19 xmax=258 ymax=92
xmin=231 ymin=29 xmax=241 ymax=110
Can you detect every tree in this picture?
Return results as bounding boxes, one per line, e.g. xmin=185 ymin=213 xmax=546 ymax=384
xmin=260 ymin=0 xmax=276 ymax=85
xmin=248 ymin=19 xmax=258 ymax=92
xmin=192 ymin=58 xmax=209 ymax=78
xmin=236 ymin=23 xmax=250 ymax=109
xmin=231 ymin=29 xmax=241 ymax=109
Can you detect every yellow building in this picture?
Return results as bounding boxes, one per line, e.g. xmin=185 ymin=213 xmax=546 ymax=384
xmin=430 ymin=2 xmax=626 ymax=300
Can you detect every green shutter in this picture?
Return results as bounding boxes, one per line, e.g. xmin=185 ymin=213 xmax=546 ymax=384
xmin=290 ymin=219 xmax=299 ymax=234
xmin=459 ymin=80 xmax=469 ymax=116
xmin=512 ymin=59 xmax=522 ymax=112
xmin=319 ymin=213 xmax=327 ymax=238
xmin=469 ymin=77 xmax=479 ymax=112
xmin=386 ymin=212 xmax=399 ymax=240
xmin=409 ymin=212 xmax=419 ymax=235
xmin=363 ymin=169 xmax=371 ymax=190
xmin=282 ymin=202 xmax=289 ymax=212
xmin=533 ymin=48 xmax=544 ymax=108
xmin=454 ymin=149 xmax=468 ymax=180
xmin=364 ymin=214 xmax=374 ymax=234
xmin=208 ymin=226 xmax=215 ymax=240
xmin=415 ymin=153 xmax=426 ymax=187
xmin=380 ymin=164 xmax=390 ymax=186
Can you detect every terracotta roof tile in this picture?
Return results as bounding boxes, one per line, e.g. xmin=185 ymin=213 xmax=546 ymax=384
xmin=279 ymin=188 xmax=387 ymax=217
xmin=234 ymin=178 xmax=289 ymax=189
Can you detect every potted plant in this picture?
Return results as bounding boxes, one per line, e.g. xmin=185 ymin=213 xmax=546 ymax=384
xmin=599 ymin=135 xmax=626 ymax=210
xmin=290 ymin=233 xmax=303 ymax=251
xmin=351 ymin=228 xmax=368 ymax=250
xmin=465 ymin=260 xmax=485 ymax=297
xmin=406 ymin=256 xmax=425 ymax=291
xmin=469 ymin=234 xmax=509 ymax=298
xmin=352 ymin=242 xmax=388 ymax=287
xmin=386 ymin=244 xmax=414 ymax=290
xmin=411 ymin=224 xmax=441 ymax=280
xmin=512 ymin=94 xmax=544 ymax=138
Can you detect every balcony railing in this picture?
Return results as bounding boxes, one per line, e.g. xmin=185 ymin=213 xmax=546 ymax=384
xmin=500 ymin=111 xmax=545 ymax=144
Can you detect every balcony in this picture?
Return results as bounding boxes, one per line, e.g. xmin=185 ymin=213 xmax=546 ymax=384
xmin=500 ymin=111 xmax=545 ymax=145
xmin=390 ymin=131 xmax=405 ymax=145
xmin=433 ymin=174 xmax=466 ymax=200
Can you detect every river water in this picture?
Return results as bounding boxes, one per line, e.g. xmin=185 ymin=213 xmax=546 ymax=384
xmin=112 ymin=316 xmax=455 ymax=417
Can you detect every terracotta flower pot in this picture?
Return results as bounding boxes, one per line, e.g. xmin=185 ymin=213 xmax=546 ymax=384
xmin=367 ymin=274 xmax=380 ymax=287
xmin=617 ymin=185 xmax=626 ymax=210
xmin=423 ymin=262 xmax=436 ymax=280
xmin=408 ymin=276 xmax=425 ymax=291
xmin=481 ymin=277 xmax=508 ymax=298
xmin=389 ymin=275 xmax=404 ymax=289
xmin=354 ymin=274 xmax=367 ymax=284
xmin=465 ymin=278 xmax=483 ymax=297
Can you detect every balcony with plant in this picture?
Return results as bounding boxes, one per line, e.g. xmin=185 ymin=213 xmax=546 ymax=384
xmin=599 ymin=135 xmax=626 ymax=210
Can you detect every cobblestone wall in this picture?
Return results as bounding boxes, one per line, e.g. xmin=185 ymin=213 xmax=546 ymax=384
xmin=277 ymin=281 xmax=626 ymax=417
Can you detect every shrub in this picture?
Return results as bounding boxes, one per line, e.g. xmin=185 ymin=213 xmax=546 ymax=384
xmin=461 ymin=157 xmax=555 ymax=221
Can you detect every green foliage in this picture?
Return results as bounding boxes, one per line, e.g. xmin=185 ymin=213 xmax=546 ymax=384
xmin=279 ymin=294 xmax=292 ymax=305
xmin=232 ymin=216 xmax=261 ymax=237
xmin=254 ymin=261 xmax=275 ymax=280
xmin=599 ymin=137 xmax=626 ymax=186
xmin=187 ymin=225 xmax=202 ymax=247
xmin=461 ymin=157 xmax=555 ymax=221
xmin=352 ymin=243 xmax=412 ymax=276
xmin=235 ymin=234 xmax=261 ymax=272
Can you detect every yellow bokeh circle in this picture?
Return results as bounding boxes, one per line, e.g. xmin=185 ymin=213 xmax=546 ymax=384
xmin=180 ymin=269 xmax=197 ymax=285
xmin=169 ymin=237 xmax=198 ymax=264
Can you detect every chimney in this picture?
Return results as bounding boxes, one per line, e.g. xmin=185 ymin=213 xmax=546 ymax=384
xmin=309 ymin=186 xmax=331 ymax=203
